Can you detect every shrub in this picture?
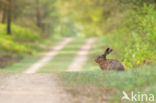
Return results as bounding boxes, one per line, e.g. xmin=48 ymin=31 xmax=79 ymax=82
xmin=0 ymin=24 xmax=41 ymax=53
xmin=104 ymin=4 xmax=156 ymax=69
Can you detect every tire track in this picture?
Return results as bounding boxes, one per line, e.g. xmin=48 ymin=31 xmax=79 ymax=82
xmin=24 ymin=38 xmax=73 ymax=74
xmin=67 ymin=38 xmax=97 ymax=72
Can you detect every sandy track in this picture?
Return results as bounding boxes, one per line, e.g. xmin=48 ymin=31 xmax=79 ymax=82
xmin=0 ymin=38 xmax=98 ymax=103
xmin=24 ymin=38 xmax=73 ymax=74
xmin=0 ymin=74 xmax=72 ymax=103
xmin=0 ymin=38 xmax=74 ymax=103
xmin=67 ymin=38 xmax=97 ymax=72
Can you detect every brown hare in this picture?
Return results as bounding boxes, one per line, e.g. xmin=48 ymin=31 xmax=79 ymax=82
xmin=95 ymin=48 xmax=125 ymax=71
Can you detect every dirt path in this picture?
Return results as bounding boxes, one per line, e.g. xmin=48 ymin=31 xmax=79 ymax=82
xmin=0 ymin=74 xmax=72 ymax=103
xmin=67 ymin=38 xmax=97 ymax=72
xmin=0 ymin=38 xmax=74 ymax=103
xmin=0 ymin=38 xmax=98 ymax=103
xmin=24 ymin=38 xmax=73 ymax=74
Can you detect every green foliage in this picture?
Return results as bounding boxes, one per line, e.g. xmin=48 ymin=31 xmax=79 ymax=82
xmin=0 ymin=0 xmax=155 ymax=69
xmin=0 ymin=24 xmax=41 ymax=53
xmin=12 ymin=24 xmax=41 ymax=41
xmin=57 ymin=0 xmax=125 ymax=37
xmin=0 ymin=34 xmax=29 ymax=53
xmin=0 ymin=24 xmax=40 ymax=41
xmin=103 ymin=4 xmax=156 ymax=69
xmin=58 ymin=0 xmax=156 ymax=69
xmin=83 ymin=3 xmax=156 ymax=69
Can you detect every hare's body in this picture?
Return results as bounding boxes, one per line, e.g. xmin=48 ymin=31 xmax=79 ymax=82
xmin=95 ymin=48 xmax=125 ymax=71
xmin=98 ymin=59 xmax=125 ymax=71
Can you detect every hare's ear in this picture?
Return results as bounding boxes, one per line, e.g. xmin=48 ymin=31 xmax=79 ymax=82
xmin=104 ymin=48 xmax=110 ymax=54
xmin=104 ymin=48 xmax=112 ymax=56
xmin=103 ymin=48 xmax=110 ymax=56
xmin=108 ymin=49 xmax=113 ymax=54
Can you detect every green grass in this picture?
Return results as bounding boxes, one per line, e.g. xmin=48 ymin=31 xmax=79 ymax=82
xmin=58 ymin=65 xmax=156 ymax=103
xmin=0 ymin=55 xmax=40 ymax=73
xmin=38 ymin=39 xmax=86 ymax=72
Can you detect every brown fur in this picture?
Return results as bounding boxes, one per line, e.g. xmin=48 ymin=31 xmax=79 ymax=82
xmin=95 ymin=48 xmax=125 ymax=71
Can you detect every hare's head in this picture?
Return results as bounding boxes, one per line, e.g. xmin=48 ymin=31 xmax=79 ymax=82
xmin=95 ymin=48 xmax=113 ymax=63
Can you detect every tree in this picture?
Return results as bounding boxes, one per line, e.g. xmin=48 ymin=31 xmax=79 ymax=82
xmin=6 ymin=0 xmax=12 ymax=34
xmin=0 ymin=0 xmax=26 ymax=34
xmin=0 ymin=0 xmax=7 ymax=24
xmin=1 ymin=0 xmax=59 ymax=35
xmin=35 ymin=0 xmax=42 ymax=28
xmin=34 ymin=0 xmax=58 ymax=33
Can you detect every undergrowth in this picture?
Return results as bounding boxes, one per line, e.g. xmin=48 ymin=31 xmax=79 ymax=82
xmin=101 ymin=4 xmax=156 ymax=69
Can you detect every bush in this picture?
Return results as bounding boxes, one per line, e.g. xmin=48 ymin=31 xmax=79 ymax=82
xmin=0 ymin=35 xmax=30 ymax=53
xmin=0 ymin=24 xmax=41 ymax=42
xmin=104 ymin=4 xmax=156 ymax=69
xmin=12 ymin=24 xmax=41 ymax=41
xmin=0 ymin=24 xmax=41 ymax=53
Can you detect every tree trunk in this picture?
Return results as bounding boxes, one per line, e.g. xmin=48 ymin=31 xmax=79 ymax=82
xmin=7 ymin=11 xmax=11 ymax=34
xmin=7 ymin=0 xmax=12 ymax=34
xmin=36 ymin=0 xmax=41 ymax=28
